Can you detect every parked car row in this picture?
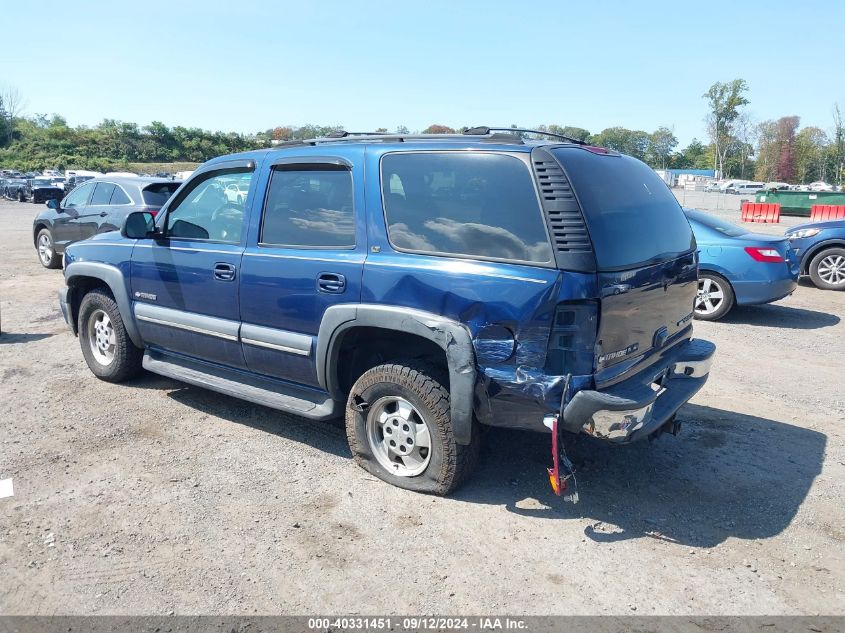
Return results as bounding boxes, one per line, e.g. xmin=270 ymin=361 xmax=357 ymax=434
xmin=703 ymin=179 xmax=842 ymax=194
xmin=1 ymin=176 xmax=66 ymax=203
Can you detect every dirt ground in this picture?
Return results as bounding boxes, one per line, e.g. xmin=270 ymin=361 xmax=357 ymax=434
xmin=0 ymin=193 xmax=843 ymax=615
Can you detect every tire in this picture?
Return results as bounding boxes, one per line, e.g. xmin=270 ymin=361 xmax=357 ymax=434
xmin=809 ymin=247 xmax=845 ymax=291
xmin=694 ymin=272 xmax=735 ymax=321
xmin=78 ymin=288 xmax=143 ymax=382
xmin=346 ymin=361 xmax=480 ymax=495
xmin=35 ymin=228 xmax=62 ymax=269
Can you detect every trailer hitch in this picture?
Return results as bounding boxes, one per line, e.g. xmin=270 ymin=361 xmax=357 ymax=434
xmin=543 ymin=414 xmax=579 ymax=504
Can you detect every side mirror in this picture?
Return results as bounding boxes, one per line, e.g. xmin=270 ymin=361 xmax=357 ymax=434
xmin=46 ymin=199 xmax=60 ymax=210
xmin=122 ymin=211 xmax=157 ymax=239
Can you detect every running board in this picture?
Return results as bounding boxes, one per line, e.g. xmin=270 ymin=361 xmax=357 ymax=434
xmin=142 ymin=350 xmax=339 ymax=420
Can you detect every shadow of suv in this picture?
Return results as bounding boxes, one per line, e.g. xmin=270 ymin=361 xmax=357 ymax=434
xmin=57 ymin=128 xmax=714 ymax=496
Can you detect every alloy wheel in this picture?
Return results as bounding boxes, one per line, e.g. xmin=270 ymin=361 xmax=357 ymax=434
xmin=37 ymin=234 xmax=53 ymax=266
xmin=695 ymin=277 xmax=725 ymax=316
xmin=365 ymin=396 xmax=432 ymax=477
xmin=817 ymin=254 xmax=845 ymax=286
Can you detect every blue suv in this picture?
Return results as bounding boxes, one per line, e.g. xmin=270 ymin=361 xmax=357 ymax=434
xmin=58 ymin=128 xmax=715 ymax=496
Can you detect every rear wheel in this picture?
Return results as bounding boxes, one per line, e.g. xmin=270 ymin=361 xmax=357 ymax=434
xmin=36 ymin=228 xmax=62 ymax=269
xmin=809 ymin=247 xmax=845 ymax=290
xmin=345 ymin=361 xmax=479 ymax=495
xmin=694 ymin=273 xmax=735 ymax=321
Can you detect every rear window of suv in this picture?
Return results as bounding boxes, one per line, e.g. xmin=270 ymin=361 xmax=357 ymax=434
xmin=552 ymin=148 xmax=695 ymax=270
xmin=381 ymin=152 xmax=553 ymax=264
xmin=143 ymin=183 xmax=180 ymax=207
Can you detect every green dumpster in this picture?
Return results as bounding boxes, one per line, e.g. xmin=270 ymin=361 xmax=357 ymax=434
xmin=755 ymin=190 xmax=845 ymax=217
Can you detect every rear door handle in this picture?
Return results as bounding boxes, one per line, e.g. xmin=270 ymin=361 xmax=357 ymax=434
xmin=213 ymin=262 xmax=237 ymax=281
xmin=317 ymin=272 xmax=346 ymax=294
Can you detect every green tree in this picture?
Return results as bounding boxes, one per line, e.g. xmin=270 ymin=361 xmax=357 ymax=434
xmin=648 ymin=126 xmax=678 ymax=169
xmin=422 ymin=124 xmax=455 ymax=134
xmin=754 ymin=120 xmax=778 ymax=182
xmin=592 ymin=126 xmax=650 ymax=160
xmin=544 ymin=125 xmax=591 ymax=142
xmin=794 ymin=126 xmax=829 ymax=183
xmin=703 ymin=79 xmax=750 ymax=177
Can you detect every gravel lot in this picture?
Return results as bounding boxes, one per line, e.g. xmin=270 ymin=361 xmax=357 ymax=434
xmin=1 ymin=193 xmax=843 ymax=615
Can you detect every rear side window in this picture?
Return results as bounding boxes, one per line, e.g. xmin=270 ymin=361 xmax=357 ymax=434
xmin=260 ymin=166 xmax=354 ymax=247
xmin=381 ymin=153 xmax=553 ymax=264
xmin=90 ymin=182 xmax=115 ymax=205
xmin=143 ymin=183 xmax=180 ymax=207
xmin=110 ymin=186 xmax=132 ymax=205
xmin=553 ymin=149 xmax=695 ymax=269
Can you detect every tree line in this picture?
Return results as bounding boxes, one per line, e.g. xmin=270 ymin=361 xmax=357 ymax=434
xmin=1 ymin=81 xmax=843 ymax=185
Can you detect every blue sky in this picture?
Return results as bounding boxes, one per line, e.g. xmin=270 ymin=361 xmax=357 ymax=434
xmin=1 ymin=0 xmax=843 ymax=147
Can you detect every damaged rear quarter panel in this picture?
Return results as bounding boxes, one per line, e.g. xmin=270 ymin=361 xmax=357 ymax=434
xmin=361 ymin=255 xmax=598 ymax=431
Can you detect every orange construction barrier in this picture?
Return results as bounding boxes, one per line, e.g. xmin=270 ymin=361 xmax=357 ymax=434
xmin=741 ymin=202 xmax=781 ymax=223
xmin=810 ymin=204 xmax=845 ymax=223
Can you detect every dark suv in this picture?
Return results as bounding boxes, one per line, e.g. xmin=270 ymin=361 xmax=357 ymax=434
xmin=33 ymin=176 xmax=181 ymax=268
xmin=58 ymin=129 xmax=715 ymax=496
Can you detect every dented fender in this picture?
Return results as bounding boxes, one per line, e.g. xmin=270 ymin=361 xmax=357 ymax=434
xmin=316 ymin=304 xmax=477 ymax=445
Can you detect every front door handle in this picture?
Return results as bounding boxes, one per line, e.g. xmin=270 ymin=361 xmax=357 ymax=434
xmin=317 ymin=272 xmax=346 ymax=294
xmin=213 ymin=262 xmax=237 ymax=281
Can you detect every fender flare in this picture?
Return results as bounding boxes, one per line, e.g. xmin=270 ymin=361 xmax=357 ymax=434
xmin=64 ymin=261 xmax=143 ymax=348
xmin=316 ymin=304 xmax=477 ymax=445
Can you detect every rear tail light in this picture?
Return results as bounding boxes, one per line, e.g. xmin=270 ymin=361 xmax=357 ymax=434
xmin=745 ymin=246 xmax=784 ymax=263
xmin=545 ymin=301 xmax=598 ymax=375
xmin=143 ymin=208 xmax=159 ymax=217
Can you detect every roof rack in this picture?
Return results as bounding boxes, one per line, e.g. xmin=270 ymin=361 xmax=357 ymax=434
xmin=464 ymin=126 xmax=588 ymax=145
xmin=271 ymin=127 xmax=587 ymax=148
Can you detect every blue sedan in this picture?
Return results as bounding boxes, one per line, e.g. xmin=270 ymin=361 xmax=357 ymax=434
xmin=684 ymin=209 xmax=799 ymax=320
xmin=785 ymin=219 xmax=845 ymax=291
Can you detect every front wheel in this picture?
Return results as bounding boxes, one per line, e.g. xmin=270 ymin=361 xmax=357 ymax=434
xmin=345 ymin=361 xmax=479 ymax=495
xmin=78 ymin=289 xmax=143 ymax=382
xmin=694 ymin=273 xmax=735 ymax=321
xmin=809 ymin=247 xmax=845 ymax=290
xmin=36 ymin=228 xmax=62 ymax=269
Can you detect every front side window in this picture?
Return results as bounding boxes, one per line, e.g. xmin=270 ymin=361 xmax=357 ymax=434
xmin=63 ymin=181 xmax=95 ymax=208
xmin=381 ymin=153 xmax=553 ymax=264
xmin=260 ymin=166 xmax=354 ymax=247
xmin=166 ymin=170 xmax=253 ymax=242
xmin=90 ymin=182 xmax=116 ymax=205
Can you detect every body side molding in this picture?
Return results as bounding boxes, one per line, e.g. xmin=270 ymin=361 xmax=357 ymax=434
xmin=134 ymin=303 xmax=240 ymax=341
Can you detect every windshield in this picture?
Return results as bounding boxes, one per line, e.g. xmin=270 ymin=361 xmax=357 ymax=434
xmin=32 ymin=179 xmax=52 ymax=186
xmin=684 ymin=209 xmax=747 ymax=237
xmin=552 ymin=148 xmax=695 ymax=269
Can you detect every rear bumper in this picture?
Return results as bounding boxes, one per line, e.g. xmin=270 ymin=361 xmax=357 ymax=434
xmin=733 ymin=276 xmax=798 ymax=306
xmin=561 ymin=338 xmax=715 ymax=442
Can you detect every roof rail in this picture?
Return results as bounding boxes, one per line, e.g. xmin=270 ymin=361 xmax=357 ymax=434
xmin=464 ymin=126 xmax=588 ymax=145
xmin=272 ymin=129 xmax=530 ymax=148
